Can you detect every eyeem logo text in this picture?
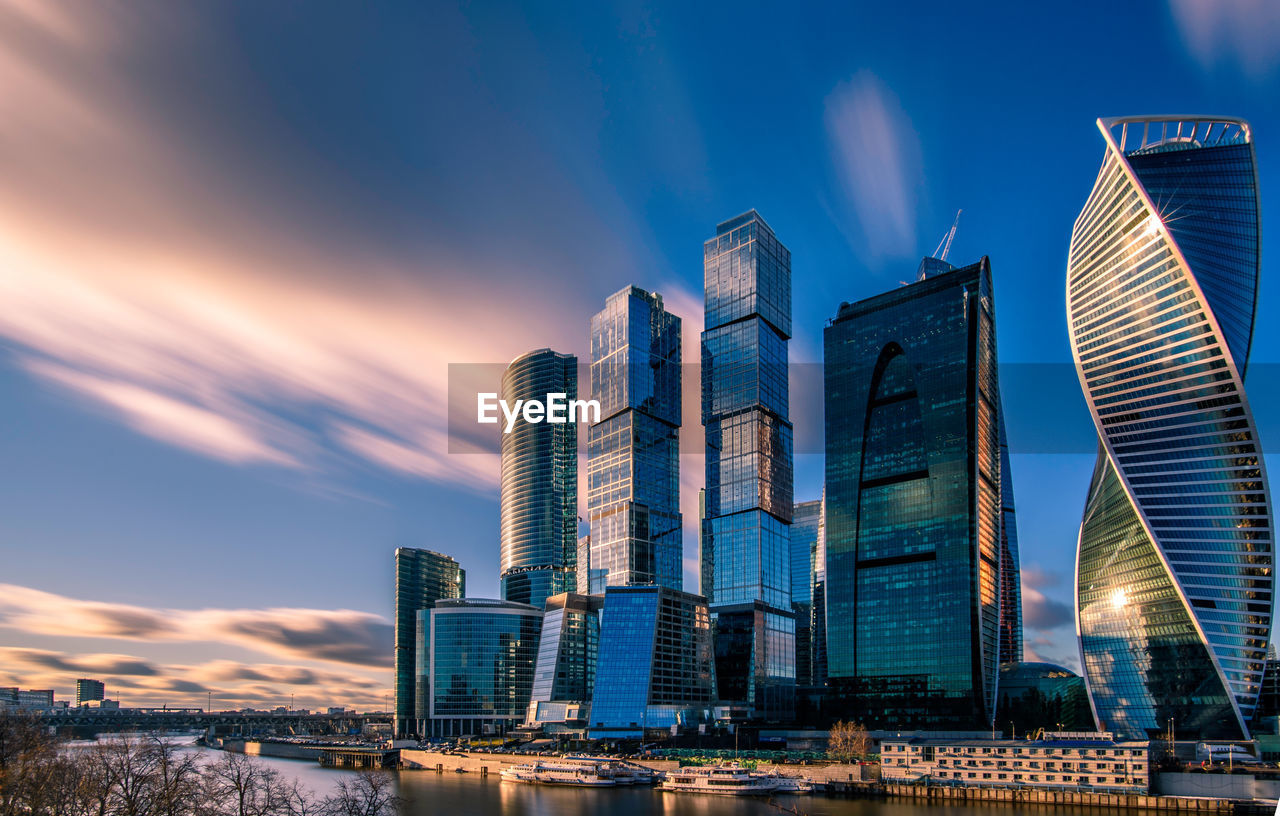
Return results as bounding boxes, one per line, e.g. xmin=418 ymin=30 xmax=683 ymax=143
xmin=477 ymin=392 xmax=601 ymax=433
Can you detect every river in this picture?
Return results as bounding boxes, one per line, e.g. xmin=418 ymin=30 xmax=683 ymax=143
xmin=102 ymin=738 xmax=1107 ymax=816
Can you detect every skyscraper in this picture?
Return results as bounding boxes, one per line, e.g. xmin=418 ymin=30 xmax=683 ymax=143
xmin=790 ymin=499 xmax=823 ymax=688
xmin=1069 ymin=116 xmax=1273 ymax=741
xmin=587 ymin=286 xmax=682 ymax=592
xmin=500 ymin=349 xmax=579 ymax=608
xmin=998 ymin=417 xmax=1023 ymax=664
xmin=394 ymin=547 xmax=465 ymax=737
xmin=700 ymin=210 xmax=795 ymax=721
xmin=824 ymin=256 xmax=1003 ymax=730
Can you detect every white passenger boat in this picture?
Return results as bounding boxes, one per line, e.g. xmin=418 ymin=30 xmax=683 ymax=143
xmin=499 ymin=760 xmax=618 ymax=786
xmin=660 ymin=764 xmax=779 ymax=795
xmin=566 ymin=757 xmax=659 ymax=786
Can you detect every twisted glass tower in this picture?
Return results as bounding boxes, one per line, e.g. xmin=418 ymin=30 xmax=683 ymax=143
xmin=1069 ymin=116 xmax=1273 ymax=741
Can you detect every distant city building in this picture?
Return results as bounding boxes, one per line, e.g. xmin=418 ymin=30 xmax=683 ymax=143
xmin=700 ymin=210 xmax=796 ymax=722
xmin=527 ymin=592 xmax=603 ymax=733
xmin=882 ymin=734 xmax=1149 ymax=793
xmin=589 ymin=585 xmax=716 ymax=738
xmin=587 ymin=286 xmax=683 ymax=592
xmin=824 ymin=256 xmax=1005 ymax=730
xmin=394 ymin=547 xmax=465 ymax=737
xmin=1068 ymin=117 xmax=1273 ymax=741
xmin=76 ymin=678 xmax=106 ymax=707
xmin=790 ymin=498 xmax=823 ymax=688
xmin=996 ymin=662 xmax=1094 ymax=735
xmin=0 ymin=688 xmax=55 ymax=711
xmin=997 ymin=419 xmax=1023 ymax=665
xmin=418 ymin=598 xmax=542 ymax=738
xmin=500 ymin=348 xmax=579 ymax=608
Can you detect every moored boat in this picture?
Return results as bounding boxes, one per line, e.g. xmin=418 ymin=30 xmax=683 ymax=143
xmin=500 ymin=760 xmax=618 ymax=786
xmin=659 ymin=764 xmax=778 ymax=795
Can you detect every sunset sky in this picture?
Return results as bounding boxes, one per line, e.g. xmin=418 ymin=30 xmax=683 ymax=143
xmin=2 ymin=0 xmax=1279 ymax=711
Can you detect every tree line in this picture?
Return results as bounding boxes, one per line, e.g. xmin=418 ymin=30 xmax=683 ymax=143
xmin=0 ymin=714 xmax=401 ymax=816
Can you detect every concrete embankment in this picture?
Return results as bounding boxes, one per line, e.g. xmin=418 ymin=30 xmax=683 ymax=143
xmin=221 ymin=739 xmax=326 ymax=761
xmin=399 ymin=750 xmax=865 ymax=783
xmin=832 ymin=781 xmax=1263 ymax=814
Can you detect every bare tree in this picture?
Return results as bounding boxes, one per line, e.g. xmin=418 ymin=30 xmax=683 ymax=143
xmin=827 ymin=720 xmax=872 ymax=762
xmin=197 ymin=751 xmax=315 ymax=816
xmin=0 ymin=713 xmax=64 ymax=816
xmin=318 ymin=772 xmax=401 ymax=816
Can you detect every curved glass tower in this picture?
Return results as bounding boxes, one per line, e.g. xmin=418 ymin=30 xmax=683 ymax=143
xmin=499 ymin=348 xmax=578 ymax=608
xmin=1068 ymin=116 xmax=1273 ymax=740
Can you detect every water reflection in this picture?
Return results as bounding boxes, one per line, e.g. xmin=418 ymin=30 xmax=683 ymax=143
xmin=90 ymin=740 xmax=1106 ymax=816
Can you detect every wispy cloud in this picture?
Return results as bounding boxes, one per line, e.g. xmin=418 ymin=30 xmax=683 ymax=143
xmin=0 ymin=1 xmax=676 ymax=495
xmin=0 ymin=584 xmax=391 ymax=668
xmin=1167 ymin=0 xmax=1280 ymax=80
xmin=824 ymin=71 xmax=923 ymax=259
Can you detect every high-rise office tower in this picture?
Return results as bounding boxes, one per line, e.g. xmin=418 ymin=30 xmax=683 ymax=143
xmin=998 ymin=417 xmax=1023 ymax=664
xmin=587 ymin=286 xmax=683 ymax=592
xmin=824 ymin=256 xmax=1004 ymax=730
xmin=791 ymin=499 xmax=823 ymax=688
xmin=75 ymin=678 xmax=105 ymax=708
xmin=701 ymin=210 xmax=795 ymax=721
xmin=1068 ymin=116 xmax=1273 ymax=741
xmin=394 ymin=547 xmax=465 ymax=737
xmin=500 ymin=349 xmax=579 ymax=608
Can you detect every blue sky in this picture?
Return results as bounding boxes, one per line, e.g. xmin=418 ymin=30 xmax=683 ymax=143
xmin=1 ymin=0 xmax=1278 ymax=708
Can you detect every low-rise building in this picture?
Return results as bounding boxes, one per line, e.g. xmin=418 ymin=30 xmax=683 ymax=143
xmin=0 ymin=688 xmax=55 ymax=711
xmin=881 ymin=732 xmax=1149 ymax=793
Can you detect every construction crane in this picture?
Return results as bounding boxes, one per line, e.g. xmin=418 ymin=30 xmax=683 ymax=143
xmin=914 ymin=209 xmax=964 ymax=282
xmin=933 ymin=209 xmax=963 ymax=262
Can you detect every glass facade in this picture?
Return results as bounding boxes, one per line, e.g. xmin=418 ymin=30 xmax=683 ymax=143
xmin=589 ymin=585 xmax=716 ymax=737
xmin=791 ymin=498 xmax=823 ymax=688
xmin=996 ymin=662 xmax=1094 ymax=735
xmin=421 ymin=598 xmax=542 ymax=738
xmin=823 ymin=257 xmax=1003 ymax=730
xmin=394 ymin=547 xmax=464 ymax=737
xmin=529 ymin=593 xmax=602 ymax=713
xmin=500 ymin=349 xmax=578 ymax=608
xmin=701 ymin=210 xmax=796 ymax=721
xmin=587 ymin=286 xmax=682 ymax=592
xmin=998 ymin=415 xmax=1024 ymax=665
xmin=1069 ymin=117 xmax=1273 ymax=741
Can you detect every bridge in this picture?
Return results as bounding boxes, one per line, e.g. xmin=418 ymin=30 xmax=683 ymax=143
xmin=29 ymin=708 xmax=392 ymax=738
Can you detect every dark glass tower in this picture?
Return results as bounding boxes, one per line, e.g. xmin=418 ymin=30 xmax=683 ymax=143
xmin=394 ymin=547 xmax=465 ymax=737
xmin=587 ymin=286 xmax=682 ymax=592
xmin=701 ymin=210 xmax=795 ymax=721
xmin=500 ymin=349 xmax=578 ymax=608
xmin=1069 ymin=117 xmax=1273 ymax=741
xmin=824 ymin=256 xmax=1003 ymax=730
